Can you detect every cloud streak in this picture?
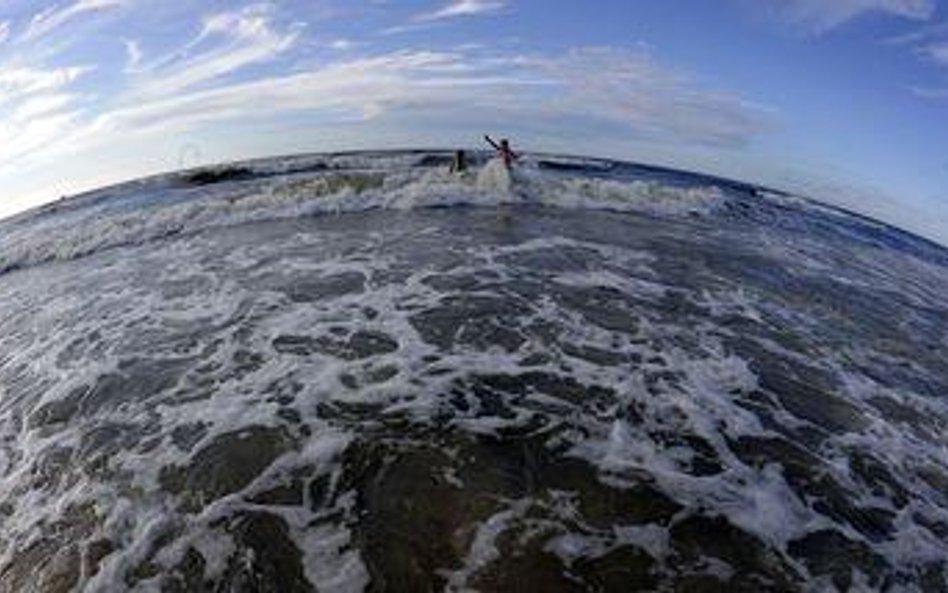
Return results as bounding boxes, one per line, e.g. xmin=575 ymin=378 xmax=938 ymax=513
xmin=528 ymin=48 xmax=772 ymax=148
xmin=0 ymin=65 xmax=88 ymax=105
xmin=923 ymin=40 xmax=948 ymax=66
xmin=765 ymin=0 xmax=935 ymax=32
xmin=21 ymin=0 xmax=125 ymax=41
xmin=910 ymin=85 xmax=948 ymax=97
xmin=415 ymin=0 xmax=506 ymax=22
xmin=765 ymin=0 xmax=948 ymax=103
xmin=126 ymin=4 xmax=299 ymax=99
xmin=123 ymin=39 xmax=142 ymax=72
xmin=886 ymin=20 xmax=948 ymax=45
xmin=883 ymin=19 xmax=948 ymax=99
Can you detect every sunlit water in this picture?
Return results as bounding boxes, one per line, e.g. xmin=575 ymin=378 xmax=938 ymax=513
xmin=0 ymin=151 xmax=946 ymax=592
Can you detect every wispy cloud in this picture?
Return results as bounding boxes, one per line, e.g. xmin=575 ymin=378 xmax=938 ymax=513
xmin=0 ymin=3 xmax=298 ymax=172
xmin=384 ymin=1 xmax=506 ymax=34
xmin=0 ymin=65 xmax=88 ymax=103
xmin=28 ymin=45 xmax=772 ymax=173
xmin=885 ymin=19 xmax=948 ymax=97
xmin=764 ymin=0 xmax=935 ymax=33
xmin=875 ymin=14 xmax=948 ymax=104
xmin=910 ymin=85 xmax=948 ymax=97
xmin=540 ymin=48 xmax=773 ymax=148
xmin=925 ymin=40 xmax=948 ymax=65
xmin=763 ymin=0 xmax=947 ymax=100
xmin=12 ymin=93 xmax=75 ymax=122
xmin=0 ymin=63 xmax=88 ymax=171
xmin=415 ymin=0 xmax=506 ymax=22
xmin=329 ymin=38 xmax=359 ymax=51
xmin=0 ymin=108 xmax=81 ymax=168
xmin=21 ymin=0 xmax=125 ymax=42
xmin=914 ymin=44 xmax=948 ymax=99
xmin=0 ymin=0 xmax=132 ymax=178
xmin=123 ymin=39 xmax=142 ymax=72
xmin=886 ymin=20 xmax=948 ymax=45
xmin=127 ymin=4 xmax=299 ymax=99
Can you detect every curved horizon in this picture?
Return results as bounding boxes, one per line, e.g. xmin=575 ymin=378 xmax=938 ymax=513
xmin=1 ymin=1 xmax=946 ymax=244
xmin=21 ymin=145 xmax=947 ymax=253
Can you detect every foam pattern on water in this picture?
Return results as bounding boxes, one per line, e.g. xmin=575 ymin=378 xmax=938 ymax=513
xmin=0 ymin=153 xmax=724 ymax=275
xmin=0 ymin=153 xmax=946 ymax=591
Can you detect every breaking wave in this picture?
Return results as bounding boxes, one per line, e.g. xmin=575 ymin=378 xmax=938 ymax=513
xmin=0 ymin=153 xmax=725 ymax=274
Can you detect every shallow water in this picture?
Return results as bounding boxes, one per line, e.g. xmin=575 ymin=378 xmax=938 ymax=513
xmin=0 ymin=153 xmax=946 ymax=592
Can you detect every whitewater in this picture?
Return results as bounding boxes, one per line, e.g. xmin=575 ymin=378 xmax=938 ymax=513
xmin=0 ymin=150 xmax=945 ymax=592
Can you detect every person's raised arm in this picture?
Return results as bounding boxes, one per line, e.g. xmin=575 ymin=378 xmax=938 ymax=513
xmin=484 ymin=135 xmax=500 ymax=150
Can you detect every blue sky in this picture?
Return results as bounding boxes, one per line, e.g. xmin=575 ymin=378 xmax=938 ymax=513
xmin=1 ymin=0 xmax=947 ymax=243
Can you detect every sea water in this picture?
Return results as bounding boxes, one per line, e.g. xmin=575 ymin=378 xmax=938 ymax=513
xmin=0 ymin=151 xmax=945 ymax=591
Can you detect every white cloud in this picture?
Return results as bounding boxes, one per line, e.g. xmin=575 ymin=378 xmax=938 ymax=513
xmin=123 ymin=39 xmax=142 ymax=72
xmin=0 ymin=63 xmax=87 ymax=167
xmin=768 ymin=0 xmax=935 ymax=32
xmin=415 ymin=0 xmax=506 ymax=22
xmin=0 ymin=110 xmax=80 ymax=166
xmin=199 ymin=3 xmax=279 ymax=41
xmin=0 ymin=4 xmax=299 ymax=177
xmin=0 ymin=21 xmax=10 ymax=44
xmin=127 ymin=5 xmax=298 ymax=99
xmin=13 ymin=93 xmax=75 ymax=122
xmin=0 ymin=65 xmax=88 ymax=102
xmin=0 ymin=8 xmax=94 ymax=166
xmin=526 ymin=47 xmax=772 ymax=148
xmin=22 ymin=0 xmax=125 ymax=41
xmin=329 ymin=38 xmax=359 ymax=51
xmin=925 ymin=40 xmax=948 ymax=65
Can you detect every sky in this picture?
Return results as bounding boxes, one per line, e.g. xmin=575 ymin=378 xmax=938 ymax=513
xmin=0 ymin=0 xmax=947 ymax=244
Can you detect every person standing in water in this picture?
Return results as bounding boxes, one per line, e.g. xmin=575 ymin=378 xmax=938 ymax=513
xmin=484 ymin=135 xmax=519 ymax=169
xmin=450 ymin=149 xmax=468 ymax=173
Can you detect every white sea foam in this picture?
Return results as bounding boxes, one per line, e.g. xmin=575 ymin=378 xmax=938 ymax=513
xmin=442 ymin=500 xmax=532 ymax=592
xmin=0 ymin=154 xmax=726 ymax=276
xmin=0 ymin=151 xmax=945 ymax=590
